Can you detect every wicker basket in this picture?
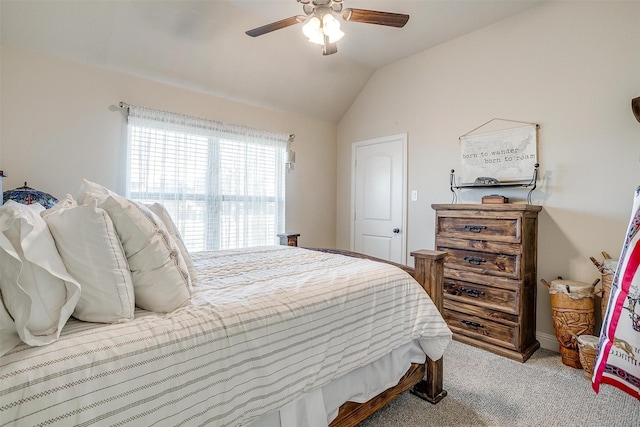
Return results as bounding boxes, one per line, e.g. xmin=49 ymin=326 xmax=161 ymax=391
xmin=546 ymin=280 xmax=596 ymax=369
xmin=600 ymin=258 xmax=617 ymax=316
xmin=601 ymin=272 xmax=613 ymax=317
xmin=577 ymin=335 xmax=599 ymax=380
xmin=590 ymin=255 xmax=617 ymax=319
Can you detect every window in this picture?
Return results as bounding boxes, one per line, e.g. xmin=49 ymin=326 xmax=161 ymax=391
xmin=125 ymin=106 xmax=287 ymax=252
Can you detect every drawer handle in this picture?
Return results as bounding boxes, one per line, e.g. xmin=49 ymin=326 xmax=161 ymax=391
xmin=464 ymin=256 xmax=486 ymax=265
xmin=464 ymin=225 xmax=487 ymax=233
xmin=461 ymin=320 xmax=485 ymax=329
xmin=462 ymin=288 xmax=486 ymax=298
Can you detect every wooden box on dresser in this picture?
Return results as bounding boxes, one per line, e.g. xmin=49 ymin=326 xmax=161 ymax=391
xmin=432 ymin=203 xmax=542 ymax=362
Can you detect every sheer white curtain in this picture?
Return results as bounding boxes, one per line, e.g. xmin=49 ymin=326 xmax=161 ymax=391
xmin=125 ymin=105 xmax=288 ymax=252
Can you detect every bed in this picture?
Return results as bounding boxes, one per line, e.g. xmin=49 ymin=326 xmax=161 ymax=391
xmin=0 ymin=185 xmax=452 ymax=427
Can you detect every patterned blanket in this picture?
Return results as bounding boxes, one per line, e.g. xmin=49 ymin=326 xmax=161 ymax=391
xmin=0 ymin=246 xmax=451 ymax=426
xmin=592 ymin=188 xmax=640 ymax=400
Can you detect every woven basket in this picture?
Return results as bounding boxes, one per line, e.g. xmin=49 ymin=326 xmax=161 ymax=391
xmin=600 ymin=258 xmax=617 ymax=317
xmin=601 ymin=272 xmax=613 ymax=317
xmin=548 ymin=280 xmax=595 ymax=369
xmin=577 ymin=335 xmax=599 ymax=380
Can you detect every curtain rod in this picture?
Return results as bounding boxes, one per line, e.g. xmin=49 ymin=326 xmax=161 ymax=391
xmin=118 ymin=101 xmax=294 ymax=141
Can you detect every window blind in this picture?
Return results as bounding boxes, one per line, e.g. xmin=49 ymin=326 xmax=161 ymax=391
xmin=126 ymin=105 xmax=287 ymax=252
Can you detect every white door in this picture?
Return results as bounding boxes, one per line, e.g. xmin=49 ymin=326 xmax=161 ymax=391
xmin=352 ymin=134 xmax=407 ymax=264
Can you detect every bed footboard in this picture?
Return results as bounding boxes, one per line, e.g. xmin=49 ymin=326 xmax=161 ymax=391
xmin=409 ymin=249 xmax=448 ymax=404
xmin=278 ymin=235 xmax=448 ymax=420
xmin=319 ymin=249 xmax=447 ymax=405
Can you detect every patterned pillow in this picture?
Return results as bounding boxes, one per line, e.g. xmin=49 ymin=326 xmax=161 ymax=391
xmin=78 ymin=180 xmax=191 ymax=312
xmin=146 ymin=202 xmax=198 ymax=286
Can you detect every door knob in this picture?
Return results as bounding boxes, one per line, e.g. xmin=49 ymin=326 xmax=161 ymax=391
xmin=393 ymin=228 xmax=400 ymax=234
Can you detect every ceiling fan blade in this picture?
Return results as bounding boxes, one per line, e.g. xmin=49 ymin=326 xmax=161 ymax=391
xmin=342 ymin=8 xmax=409 ymax=28
xmin=246 ymin=16 xmax=304 ymax=37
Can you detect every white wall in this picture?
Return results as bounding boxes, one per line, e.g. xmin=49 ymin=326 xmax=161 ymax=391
xmin=0 ymin=45 xmax=337 ymax=248
xmin=337 ymin=1 xmax=640 ymax=349
xmin=2 ymin=1 xmax=639 ymax=350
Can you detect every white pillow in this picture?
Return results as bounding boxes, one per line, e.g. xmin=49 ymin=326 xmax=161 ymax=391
xmin=0 ymin=201 xmax=80 ymax=346
xmin=146 ymin=202 xmax=198 ymax=286
xmin=0 ymin=290 xmax=22 ymax=356
xmin=42 ymin=194 xmax=135 ymax=323
xmin=78 ymin=180 xmax=191 ymax=313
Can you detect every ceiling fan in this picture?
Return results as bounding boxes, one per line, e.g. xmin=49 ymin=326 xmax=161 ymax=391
xmin=245 ymin=0 xmax=409 ymax=56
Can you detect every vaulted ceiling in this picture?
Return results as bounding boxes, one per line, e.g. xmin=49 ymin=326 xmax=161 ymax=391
xmin=0 ymin=0 xmax=545 ymax=122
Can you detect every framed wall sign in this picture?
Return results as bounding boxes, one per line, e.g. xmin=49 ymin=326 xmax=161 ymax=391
xmin=459 ymin=121 xmax=538 ymax=184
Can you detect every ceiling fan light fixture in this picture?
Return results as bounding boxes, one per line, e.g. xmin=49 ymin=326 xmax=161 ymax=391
xmin=303 ymin=12 xmax=343 ymax=45
xmin=302 ymin=16 xmax=324 ymax=45
xmin=322 ymin=13 xmax=344 ymax=43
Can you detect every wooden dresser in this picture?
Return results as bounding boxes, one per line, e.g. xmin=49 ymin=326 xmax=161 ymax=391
xmin=432 ymin=203 xmax=542 ymax=362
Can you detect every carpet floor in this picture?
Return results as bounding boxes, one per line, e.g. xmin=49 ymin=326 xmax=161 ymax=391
xmin=359 ymin=340 xmax=639 ymax=427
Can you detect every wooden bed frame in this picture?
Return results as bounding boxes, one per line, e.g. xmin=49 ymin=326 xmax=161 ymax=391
xmin=278 ymin=234 xmax=447 ymax=427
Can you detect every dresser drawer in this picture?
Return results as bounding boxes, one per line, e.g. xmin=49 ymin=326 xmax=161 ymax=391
xmin=444 ymin=278 xmax=518 ymax=314
xmin=443 ymin=307 xmax=518 ymax=350
xmin=435 ymin=215 xmax=521 ymax=243
xmin=445 ymin=298 xmax=519 ymax=324
xmin=435 ymin=236 xmax=520 ymax=255
xmin=440 ymin=247 xmax=520 ymax=279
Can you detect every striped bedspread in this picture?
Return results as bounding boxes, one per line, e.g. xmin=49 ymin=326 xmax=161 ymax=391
xmin=0 ymin=246 xmax=452 ymax=426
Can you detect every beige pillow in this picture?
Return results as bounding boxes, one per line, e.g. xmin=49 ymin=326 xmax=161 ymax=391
xmin=78 ymin=180 xmax=191 ymax=312
xmin=0 ymin=201 xmax=80 ymax=346
xmin=42 ymin=194 xmax=135 ymax=323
